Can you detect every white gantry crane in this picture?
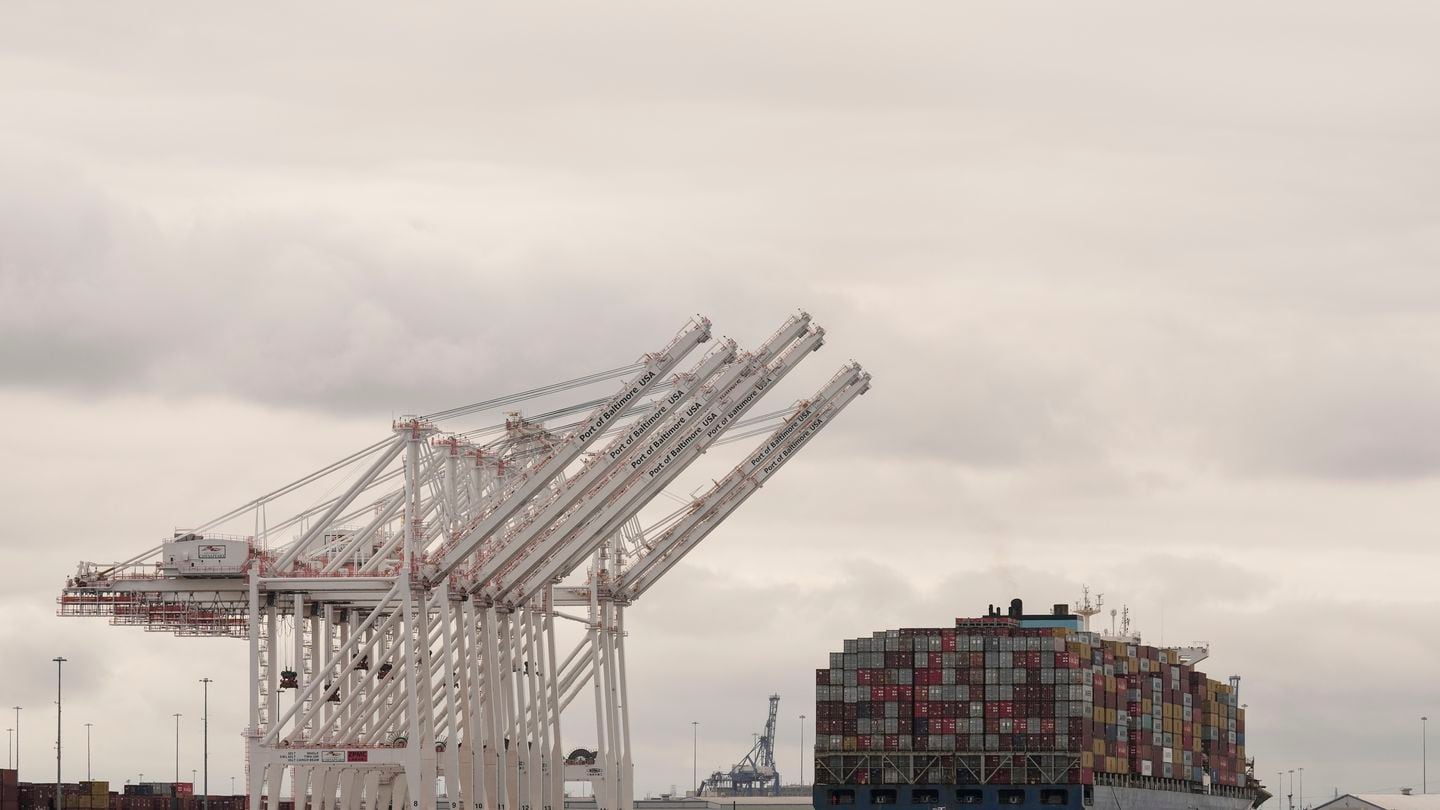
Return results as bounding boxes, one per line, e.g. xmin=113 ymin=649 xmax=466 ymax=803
xmin=58 ymin=312 xmax=870 ymax=810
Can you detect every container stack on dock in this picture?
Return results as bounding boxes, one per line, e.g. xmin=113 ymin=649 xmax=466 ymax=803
xmin=16 ymin=781 xmax=111 ymax=810
xmin=1 ymin=769 xmax=17 ymax=810
xmin=0 ymin=776 xmax=248 ymax=810
xmin=813 ymin=600 xmax=1247 ymax=791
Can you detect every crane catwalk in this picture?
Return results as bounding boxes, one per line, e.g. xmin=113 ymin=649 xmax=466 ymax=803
xmin=57 ymin=313 xmax=870 ymax=810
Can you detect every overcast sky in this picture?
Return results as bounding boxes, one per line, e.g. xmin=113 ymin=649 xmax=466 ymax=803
xmin=3 ymin=1 xmax=1440 ymax=803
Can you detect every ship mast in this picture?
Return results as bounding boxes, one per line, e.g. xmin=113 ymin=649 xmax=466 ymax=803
xmin=1073 ymin=586 xmax=1103 ymax=632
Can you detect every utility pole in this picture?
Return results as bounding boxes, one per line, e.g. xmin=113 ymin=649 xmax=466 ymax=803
xmin=173 ymin=714 xmax=182 ymax=783
xmin=799 ymin=714 xmax=806 ymax=787
xmin=200 ymin=677 xmax=212 ymax=810
xmin=1424 ymin=716 xmax=1430 ymax=794
xmin=54 ymin=657 xmax=66 ymax=810
xmin=83 ymin=724 xmax=92 ymax=781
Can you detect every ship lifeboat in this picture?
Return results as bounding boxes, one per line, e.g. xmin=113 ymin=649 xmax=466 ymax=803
xmin=279 ymin=669 xmax=299 ymax=690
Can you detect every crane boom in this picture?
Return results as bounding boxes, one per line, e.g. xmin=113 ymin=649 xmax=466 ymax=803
xmin=461 ymin=314 xmax=812 ymax=597
xmin=618 ymin=364 xmax=870 ymax=599
xmin=449 ymin=340 xmax=738 ymax=586
xmin=433 ymin=318 xmax=712 ymax=579
xmin=495 ymin=326 xmax=826 ymax=605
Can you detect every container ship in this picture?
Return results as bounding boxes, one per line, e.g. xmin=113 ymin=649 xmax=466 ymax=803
xmin=812 ymin=598 xmax=1266 ymax=810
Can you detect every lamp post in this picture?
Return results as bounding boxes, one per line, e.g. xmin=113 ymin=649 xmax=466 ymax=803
xmin=1299 ymin=767 xmax=1304 ymax=810
xmin=54 ymin=657 xmax=66 ymax=810
xmin=1287 ymin=769 xmax=1294 ymax=810
xmin=84 ymin=723 xmax=92 ymax=781
xmin=691 ymin=721 xmax=699 ymax=795
xmin=1425 ymin=716 xmax=1430 ymax=794
xmin=1276 ymin=772 xmax=1282 ymax=809
xmin=6 ymin=727 xmax=11 ymax=770
xmin=231 ymin=777 xmax=235 ymax=796
xmin=172 ymin=714 xmax=182 ymax=782
xmin=13 ymin=707 xmax=20 ymax=777
xmin=799 ymin=715 xmax=806 ymax=787
xmin=201 ymin=677 xmax=212 ymax=810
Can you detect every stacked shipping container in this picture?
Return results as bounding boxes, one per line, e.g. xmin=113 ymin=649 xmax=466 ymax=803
xmin=814 ymin=610 xmax=1247 ymax=789
xmin=2 ymin=769 xmax=17 ymax=810
xmin=0 ymin=777 xmax=248 ymax=810
xmin=17 ymin=780 xmax=111 ymax=810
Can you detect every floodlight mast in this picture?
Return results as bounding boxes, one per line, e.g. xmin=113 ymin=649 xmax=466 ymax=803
xmin=56 ymin=312 xmax=869 ymax=810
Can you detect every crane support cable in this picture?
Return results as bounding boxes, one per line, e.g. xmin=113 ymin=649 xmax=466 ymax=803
xmin=422 ymin=362 xmax=646 ymax=422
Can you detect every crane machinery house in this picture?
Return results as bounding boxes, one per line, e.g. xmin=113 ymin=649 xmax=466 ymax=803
xmin=161 ymin=533 xmax=249 ymax=575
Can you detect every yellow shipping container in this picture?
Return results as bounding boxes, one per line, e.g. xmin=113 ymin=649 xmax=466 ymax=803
xmin=1142 ymin=699 xmax=1152 ymax=714
xmin=1082 ymin=752 xmax=1094 ymax=768
xmin=1106 ymin=708 xmax=1117 ymax=725
xmin=1094 ymin=739 xmax=1106 ymax=756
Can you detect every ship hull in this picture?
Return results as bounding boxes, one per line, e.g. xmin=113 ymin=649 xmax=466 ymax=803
xmin=814 ymin=783 xmax=1254 ymax=810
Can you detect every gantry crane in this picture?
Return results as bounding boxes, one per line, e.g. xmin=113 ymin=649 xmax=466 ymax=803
xmin=57 ymin=312 xmax=870 ymax=810
xmin=699 ymin=695 xmax=782 ymax=797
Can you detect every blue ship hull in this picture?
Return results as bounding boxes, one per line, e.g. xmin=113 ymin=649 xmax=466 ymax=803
xmin=813 ymin=783 xmax=1254 ymax=810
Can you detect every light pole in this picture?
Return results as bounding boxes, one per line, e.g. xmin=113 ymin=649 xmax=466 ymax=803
xmin=1287 ymin=769 xmax=1294 ymax=810
xmin=799 ymin=715 xmax=806 ymax=787
xmin=172 ymin=714 xmax=182 ymax=783
xmin=1425 ymin=716 xmax=1430 ymax=794
xmin=54 ymin=656 xmax=66 ymax=810
xmin=691 ymin=721 xmax=699 ymax=795
xmin=1276 ymin=772 xmax=1283 ymax=809
xmin=201 ymin=677 xmax=212 ymax=810
xmin=83 ymin=723 xmax=92 ymax=781
xmin=13 ymin=707 xmax=20 ymax=777
xmin=6 ymin=727 xmax=11 ymax=770
xmin=1299 ymin=767 xmax=1304 ymax=810
xmin=230 ymin=777 xmax=235 ymax=795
